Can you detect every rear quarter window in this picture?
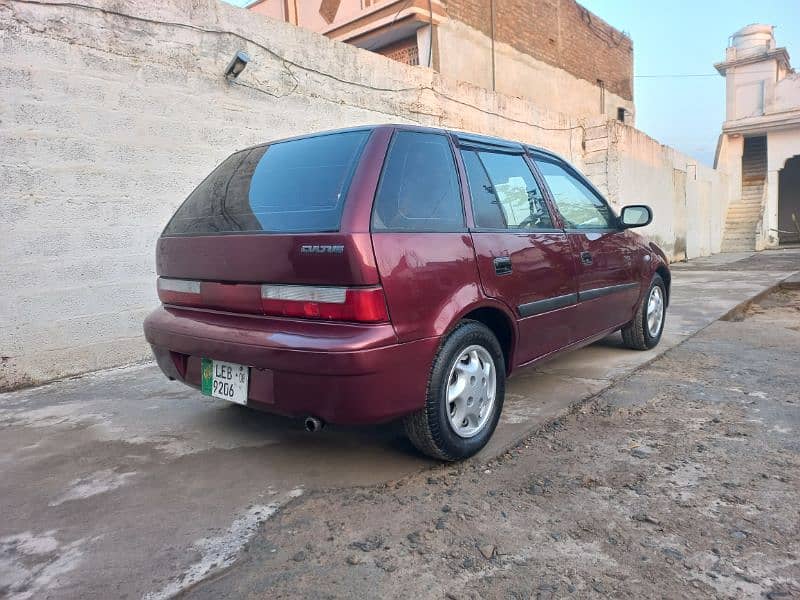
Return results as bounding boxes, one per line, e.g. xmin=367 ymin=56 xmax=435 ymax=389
xmin=163 ymin=130 xmax=370 ymax=235
xmin=371 ymin=131 xmax=464 ymax=232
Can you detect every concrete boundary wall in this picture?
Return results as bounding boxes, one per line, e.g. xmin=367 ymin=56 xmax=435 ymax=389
xmin=605 ymin=124 xmax=730 ymax=261
xmin=0 ymin=0 xmax=728 ymax=389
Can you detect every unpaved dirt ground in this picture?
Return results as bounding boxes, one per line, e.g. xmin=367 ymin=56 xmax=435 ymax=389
xmin=189 ymin=289 xmax=800 ymax=600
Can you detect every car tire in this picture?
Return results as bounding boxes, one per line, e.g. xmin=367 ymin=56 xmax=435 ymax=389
xmin=622 ymin=273 xmax=666 ymax=350
xmin=403 ymin=320 xmax=505 ymax=461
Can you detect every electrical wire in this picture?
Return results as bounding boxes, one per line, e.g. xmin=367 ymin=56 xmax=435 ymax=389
xmin=636 ymin=71 xmax=781 ymax=79
xmin=12 ymin=0 xmax=591 ymax=134
xmin=638 ymin=65 xmax=796 ymax=78
xmin=427 ymin=0 xmax=433 ymax=68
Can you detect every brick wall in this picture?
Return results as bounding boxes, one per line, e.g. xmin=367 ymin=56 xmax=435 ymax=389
xmin=445 ymin=0 xmax=633 ymax=101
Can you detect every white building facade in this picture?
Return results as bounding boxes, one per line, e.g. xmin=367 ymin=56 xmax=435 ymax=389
xmin=715 ymin=24 xmax=800 ymax=250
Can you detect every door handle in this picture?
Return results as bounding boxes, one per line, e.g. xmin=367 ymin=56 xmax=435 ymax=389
xmin=493 ymin=256 xmax=512 ymax=275
xmin=580 ymin=251 xmax=593 ymax=265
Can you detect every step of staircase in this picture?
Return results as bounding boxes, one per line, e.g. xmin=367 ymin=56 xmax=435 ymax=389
xmin=722 ymin=234 xmax=757 ymax=240
xmin=724 ymin=226 xmax=757 ymax=234
xmin=721 ymin=240 xmax=757 ymax=251
xmin=726 ymin=207 xmax=762 ymax=216
xmin=722 ymin=234 xmax=757 ymax=241
xmin=727 ymin=206 xmax=762 ymax=214
xmin=722 ymin=236 xmax=758 ymax=246
xmin=721 ymin=242 xmax=757 ymax=252
xmin=727 ymin=205 xmax=761 ymax=213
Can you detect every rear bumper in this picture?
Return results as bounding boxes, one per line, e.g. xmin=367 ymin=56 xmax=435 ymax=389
xmin=143 ymin=306 xmax=439 ymax=425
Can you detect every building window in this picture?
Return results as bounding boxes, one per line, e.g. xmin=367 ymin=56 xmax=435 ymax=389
xmin=377 ymin=37 xmax=420 ymax=66
xmin=617 ymin=107 xmax=626 ymax=123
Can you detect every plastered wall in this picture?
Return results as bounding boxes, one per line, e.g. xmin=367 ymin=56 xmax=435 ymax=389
xmin=605 ymin=124 xmax=730 ymax=261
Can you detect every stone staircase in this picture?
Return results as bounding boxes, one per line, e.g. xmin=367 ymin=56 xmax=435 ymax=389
xmin=721 ymin=137 xmax=767 ymax=252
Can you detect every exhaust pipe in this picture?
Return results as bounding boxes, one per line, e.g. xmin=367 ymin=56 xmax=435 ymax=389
xmin=304 ymin=416 xmax=324 ymax=433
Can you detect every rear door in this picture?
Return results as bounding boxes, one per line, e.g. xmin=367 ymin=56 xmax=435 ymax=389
xmin=531 ymin=153 xmax=640 ymax=339
xmin=458 ymin=138 xmax=578 ymax=366
xmin=369 ymin=129 xmax=481 ymax=342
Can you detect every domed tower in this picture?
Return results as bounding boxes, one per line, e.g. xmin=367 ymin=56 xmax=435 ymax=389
xmin=717 ymin=25 xmax=789 ymax=123
xmin=715 ymin=25 xmax=800 ymax=250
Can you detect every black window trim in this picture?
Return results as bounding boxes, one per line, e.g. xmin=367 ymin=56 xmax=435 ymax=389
xmin=461 ymin=147 xmax=559 ymax=234
xmin=370 ymin=128 xmax=468 ymax=234
xmin=528 ymin=151 xmax=622 ymax=233
xmin=469 ymin=227 xmax=566 ymax=234
xmin=455 ymin=132 xmax=525 ymax=155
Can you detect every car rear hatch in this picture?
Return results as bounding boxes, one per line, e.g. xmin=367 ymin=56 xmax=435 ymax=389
xmin=155 ymin=128 xmax=389 ymax=324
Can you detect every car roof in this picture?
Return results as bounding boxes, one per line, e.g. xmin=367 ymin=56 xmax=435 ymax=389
xmin=237 ymin=123 xmax=566 ymax=163
xmin=382 ymin=124 xmax=565 ymax=162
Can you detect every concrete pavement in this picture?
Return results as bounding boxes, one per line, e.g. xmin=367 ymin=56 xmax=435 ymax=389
xmin=1 ymin=249 xmax=798 ymax=599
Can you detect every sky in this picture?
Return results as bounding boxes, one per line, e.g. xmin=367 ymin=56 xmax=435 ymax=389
xmin=579 ymin=0 xmax=800 ymax=166
xmin=223 ymin=0 xmax=799 ymax=166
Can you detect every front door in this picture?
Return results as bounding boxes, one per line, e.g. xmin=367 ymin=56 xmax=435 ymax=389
xmin=458 ymin=144 xmax=578 ymax=366
xmin=532 ymin=155 xmax=640 ymax=340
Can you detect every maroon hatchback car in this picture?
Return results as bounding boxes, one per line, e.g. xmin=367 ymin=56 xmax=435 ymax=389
xmin=144 ymin=124 xmax=669 ymax=460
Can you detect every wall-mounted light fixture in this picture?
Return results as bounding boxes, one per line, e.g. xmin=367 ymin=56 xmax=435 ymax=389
xmin=224 ymin=50 xmax=250 ymax=80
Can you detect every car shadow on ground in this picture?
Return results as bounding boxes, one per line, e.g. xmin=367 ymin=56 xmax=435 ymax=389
xmin=210 ymin=332 xmax=634 ymax=468
xmin=218 ymin=401 xmax=432 ymax=465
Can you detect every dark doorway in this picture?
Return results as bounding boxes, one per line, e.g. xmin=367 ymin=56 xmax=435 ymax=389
xmin=778 ymin=156 xmax=800 ymax=244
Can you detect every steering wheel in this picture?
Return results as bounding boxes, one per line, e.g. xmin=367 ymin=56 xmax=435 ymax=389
xmin=517 ymin=211 xmax=544 ymax=229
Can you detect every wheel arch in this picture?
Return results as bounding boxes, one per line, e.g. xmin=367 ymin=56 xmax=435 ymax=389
xmin=655 ymin=264 xmax=671 ymax=306
xmin=455 ymin=302 xmax=517 ymax=375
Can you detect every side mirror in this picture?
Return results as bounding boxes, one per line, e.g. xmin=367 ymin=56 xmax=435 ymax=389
xmin=620 ymin=205 xmax=652 ymax=228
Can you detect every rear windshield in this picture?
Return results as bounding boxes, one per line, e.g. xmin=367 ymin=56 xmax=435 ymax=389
xmin=163 ymin=130 xmax=370 ymax=235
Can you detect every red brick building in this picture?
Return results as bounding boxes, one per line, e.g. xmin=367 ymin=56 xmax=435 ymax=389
xmin=249 ymin=0 xmax=634 ymax=122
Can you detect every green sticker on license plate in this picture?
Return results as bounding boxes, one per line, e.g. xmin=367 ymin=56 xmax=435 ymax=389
xmin=201 ymin=358 xmax=249 ymax=405
xmin=201 ymin=358 xmax=213 ymax=395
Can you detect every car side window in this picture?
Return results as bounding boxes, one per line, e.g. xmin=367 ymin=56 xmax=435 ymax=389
xmin=533 ymin=159 xmax=615 ymax=230
xmin=372 ymin=131 xmax=464 ymax=232
xmin=461 ymin=150 xmax=553 ymax=230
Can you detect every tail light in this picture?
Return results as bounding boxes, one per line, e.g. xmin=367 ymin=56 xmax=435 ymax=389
xmin=261 ymin=285 xmax=389 ymax=323
xmin=157 ymin=278 xmax=389 ymax=323
xmin=157 ymin=278 xmax=201 ymax=306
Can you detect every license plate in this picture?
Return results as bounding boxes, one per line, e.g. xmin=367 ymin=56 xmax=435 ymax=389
xmin=201 ymin=359 xmax=249 ymax=405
